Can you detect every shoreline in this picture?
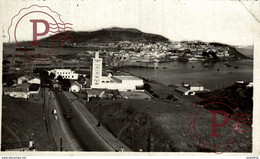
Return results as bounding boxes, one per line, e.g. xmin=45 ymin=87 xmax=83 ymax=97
xmin=112 ymin=58 xmax=253 ymax=69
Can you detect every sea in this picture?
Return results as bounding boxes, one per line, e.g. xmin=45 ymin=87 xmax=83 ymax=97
xmin=3 ymin=45 xmax=253 ymax=91
xmin=121 ymin=47 xmax=253 ymax=90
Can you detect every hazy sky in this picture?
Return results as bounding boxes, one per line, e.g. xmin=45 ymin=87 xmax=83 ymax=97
xmin=2 ymin=0 xmax=260 ymax=46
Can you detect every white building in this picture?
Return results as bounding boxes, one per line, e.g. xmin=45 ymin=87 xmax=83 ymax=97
xmin=189 ymin=83 xmax=204 ymax=91
xmin=70 ymin=82 xmax=81 ymax=92
xmin=17 ymin=75 xmax=31 ymax=84
xmin=86 ymin=90 xmax=105 ymax=102
xmin=175 ymin=86 xmax=195 ymax=96
xmin=247 ymin=82 xmax=253 ymax=88
xmin=90 ymin=52 xmax=144 ymax=91
xmin=28 ymin=77 xmax=41 ymax=84
xmin=49 ymin=69 xmax=79 ymax=80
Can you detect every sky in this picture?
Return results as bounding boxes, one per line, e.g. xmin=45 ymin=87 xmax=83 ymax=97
xmin=1 ymin=0 xmax=260 ymax=46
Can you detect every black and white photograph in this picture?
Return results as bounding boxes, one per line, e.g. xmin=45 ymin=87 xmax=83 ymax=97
xmin=0 ymin=0 xmax=259 ymax=155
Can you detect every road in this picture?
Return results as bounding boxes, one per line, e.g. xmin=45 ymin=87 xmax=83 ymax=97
xmin=46 ymin=88 xmax=82 ymax=151
xmin=53 ymin=91 xmax=116 ymax=151
xmin=63 ymin=91 xmax=131 ymax=152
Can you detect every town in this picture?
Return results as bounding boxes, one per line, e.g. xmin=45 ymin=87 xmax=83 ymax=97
xmin=2 ymin=29 xmax=253 ymax=152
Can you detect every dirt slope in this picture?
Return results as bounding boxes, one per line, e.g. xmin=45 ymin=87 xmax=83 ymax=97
xmin=85 ymin=98 xmax=252 ymax=152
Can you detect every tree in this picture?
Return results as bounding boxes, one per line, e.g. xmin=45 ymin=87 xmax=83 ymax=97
xmin=6 ymin=79 xmax=14 ymax=87
xmin=57 ymin=75 xmax=63 ymax=83
xmin=61 ymin=79 xmax=71 ymax=91
xmin=78 ymin=75 xmax=85 ymax=84
xmin=143 ymin=83 xmax=151 ymax=91
xmin=166 ymin=94 xmax=178 ymax=101
xmin=3 ymin=60 xmax=10 ymax=65
xmin=39 ymin=70 xmax=49 ymax=80
xmin=50 ymin=72 xmax=55 ymax=79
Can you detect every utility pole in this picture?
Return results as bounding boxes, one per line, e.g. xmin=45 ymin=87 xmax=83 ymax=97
xmin=60 ymin=138 xmax=63 ymax=152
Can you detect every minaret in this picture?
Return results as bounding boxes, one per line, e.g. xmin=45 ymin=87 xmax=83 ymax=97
xmin=91 ymin=52 xmax=102 ymax=88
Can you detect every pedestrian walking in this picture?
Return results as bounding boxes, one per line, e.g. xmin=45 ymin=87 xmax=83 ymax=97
xmin=53 ymin=109 xmax=57 ymax=114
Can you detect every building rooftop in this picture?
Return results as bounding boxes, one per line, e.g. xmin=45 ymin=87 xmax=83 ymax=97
xmin=86 ymin=89 xmax=105 ymax=96
xmin=189 ymin=83 xmax=203 ymax=87
xmin=4 ymin=87 xmax=29 ymax=93
xmin=113 ymin=76 xmax=142 ymax=81
xmin=175 ymin=86 xmax=190 ymax=93
xmin=71 ymin=81 xmax=81 ymax=87
xmin=18 ymin=75 xmax=32 ymax=80
xmin=53 ymin=69 xmax=73 ymax=71
xmin=16 ymin=83 xmax=31 ymax=88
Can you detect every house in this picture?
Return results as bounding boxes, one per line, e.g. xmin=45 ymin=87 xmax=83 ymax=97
xmin=52 ymin=81 xmax=62 ymax=91
xmin=246 ymin=82 xmax=253 ymax=88
xmin=28 ymin=77 xmax=41 ymax=84
xmin=175 ymin=86 xmax=195 ymax=96
xmin=4 ymin=83 xmax=30 ymax=99
xmin=86 ymin=89 xmax=105 ymax=102
xmin=189 ymin=83 xmax=204 ymax=91
xmin=29 ymin=84 xmax=41 ymax=94
xmin=70 ymin=82 xmax=81 ymax=92
xmin=235 ymin=80 xmax=248 ymax=86
xmin=17 ymin=75 xmax=31 ymax=84
xmin=48 ymin=69 xmax=79 ymax=80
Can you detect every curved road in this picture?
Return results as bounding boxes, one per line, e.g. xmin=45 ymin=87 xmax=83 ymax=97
xmin=54 ymin=91 xmax=114 ymax=151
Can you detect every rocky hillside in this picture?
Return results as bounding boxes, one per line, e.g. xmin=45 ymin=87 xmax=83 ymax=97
xmin=42 ymin=27 xmax=169 ymax=44
xmin=6 ymin=27 xmax=249 ymax=59
xmin=85 ymin=98 xmax=252 ymax=152
xmin=209 ymin=42 xmax=249 ymax=59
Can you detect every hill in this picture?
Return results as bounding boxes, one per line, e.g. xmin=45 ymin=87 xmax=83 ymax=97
xmin=41 ymin=27 xmax=169 ymax=44
xmin=209 ymin=42 xmax=249 ymax=59
xmin=84 ymin=98 xmax=252 ymax=152
xmin=198 ymin=84 xmax=253 ymax=115
xmin=5 ymin=27 xmax=249 ymax=59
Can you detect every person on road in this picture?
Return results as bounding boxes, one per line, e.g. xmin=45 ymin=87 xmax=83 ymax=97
xmin=52 ymin=109 xmax=58 ymax=120
xmin=52 ymin=109 xmax=57 ymax=114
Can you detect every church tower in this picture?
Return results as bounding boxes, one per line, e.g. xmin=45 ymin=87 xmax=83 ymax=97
xmin=91 ymin=52 xmax=102 ymax=87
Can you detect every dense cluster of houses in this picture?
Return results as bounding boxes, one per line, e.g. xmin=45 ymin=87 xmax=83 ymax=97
xmin=103 ymin=41 xmax=231 ymax=66
xmin=3 ymin=75 xmax=41 ymax=99
xmin=3 ymin=51 xmax=145 ymax=100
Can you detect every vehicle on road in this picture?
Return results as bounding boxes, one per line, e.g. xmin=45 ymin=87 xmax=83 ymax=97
xmin=64 ymin=109 xmax=73 ymax=119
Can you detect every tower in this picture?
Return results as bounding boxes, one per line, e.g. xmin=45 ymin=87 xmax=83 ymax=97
xmin=91 ymin=52 xmax=102 ymax=87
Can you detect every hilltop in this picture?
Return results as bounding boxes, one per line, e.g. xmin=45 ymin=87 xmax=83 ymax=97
xmin=4 ymin=27 xmax=249 ymax=59
xmin=209 ymin=42 xmax=249 ymax=59
xmin=41 ymin=27 xmax=169 ymax=44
